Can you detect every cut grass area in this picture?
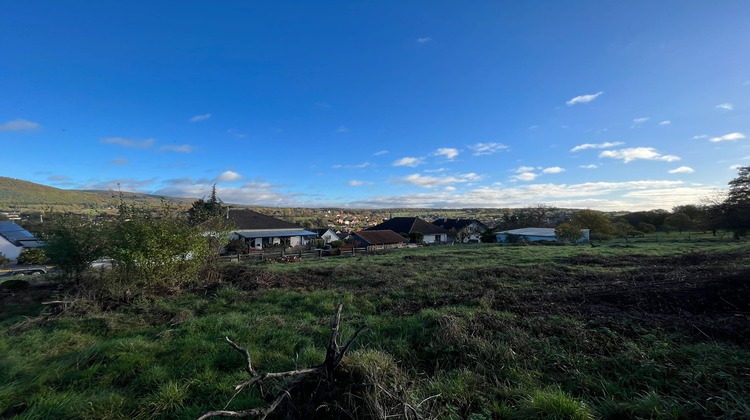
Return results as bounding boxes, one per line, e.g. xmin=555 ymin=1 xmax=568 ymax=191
xmin=1 ymin=238 xmax=749 ymax=418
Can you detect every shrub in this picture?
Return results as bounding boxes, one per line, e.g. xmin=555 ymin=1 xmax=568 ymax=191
xmin=17 ymin=248 xmax=49 ymax=265
xmin=330 ymin=240 xmax=344 ymax=248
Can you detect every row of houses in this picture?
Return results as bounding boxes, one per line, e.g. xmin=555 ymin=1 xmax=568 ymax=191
xmin=0 ymin=210 xmax=590 ymax=265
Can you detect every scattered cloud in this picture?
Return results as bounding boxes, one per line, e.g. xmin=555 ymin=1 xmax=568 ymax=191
xmin=417 ymin=37 xmax=432 ymax=44
xmin=730 ymin=164 xmax=742 ymax=170
xmin=692 ymin=135 xmax=708 ymax=140
xmin=710 ymin=132 xmax=745 ymax=143
xmin=109 ymin=158 xmax=128 ymax=165
xmin=433 ymin=148 xmax=459 ymax=160
xmin=190 ymin=113 xmax=212 ymax=122
xmin=528 ymin=125 xmax=539 ymax=130
xmin=392 ymin=157 xmax=425 ymax=167
xmin=332 ymin=162 xmax=371 ymax=169
xmin=599 ymin=147 xmax=680 ymax=163
xmin=424 ymin=168 xmax=447 ymax=173
xmin=570 ymin=141 xmax=624 ymax=152
xmin=659 ymin=120 xmax=671 ymax=126
xmin=346 ymin=180 xmax=374 ymax=186
xmin=0 ymin=118 xmax=41 ymax=132
xmin=566 ymin=91 xmax=603 ymax=106
xmin=631 ymin=117 xmax=650 ymax=128
xmin=337 ymin=126 xmax=349 ymax=133
xmin=513 ymin=172 xmax=538 ymax=182
xmin=579 ymin=164 xmax=598 ymax=169
xmin=543 ymin=167 xmax=565 ymax=174
xmin=394 ymin=173 xmax=481 ymax=189
xmin=468 ymin=142 xmax=508 ymax=156
xmin=514 ymin=166 xmax=536 ymax=173
xmin=214 ymin=171 xmax=243 ymax=183
xmin=159 ymin=144 xmax=194 ymax=153
xmin=49 ymin=175 xmax=72 ymax=182
xmin=374 ymin=150 xmax=389 ymax=156
xmin=668 ymin=166 xmax=694 ymax=174
xmin=79 ymin=178 xmax=158 ymax=192
xmin=100 ymin=137 xmax=155 ymax=148
xmin=716 ymin=103 xmax=733 ymax=111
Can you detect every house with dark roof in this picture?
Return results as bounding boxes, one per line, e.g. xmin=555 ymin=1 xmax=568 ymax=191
xmin=226 ymin=209 xmax=317 ymax=250
xmin=366 ymin=217 xmax=449 ymax=244
xmin=0 ymin=221 xmax=42 ymax=264
xmin=352 ymin=230 xmax=408 ymax=249
xmin=432 ymin=218 xmax=487 ymax=243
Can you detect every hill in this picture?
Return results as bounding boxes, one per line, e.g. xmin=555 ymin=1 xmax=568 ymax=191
xmin=0 ymin=177 xmax=195 ymax=213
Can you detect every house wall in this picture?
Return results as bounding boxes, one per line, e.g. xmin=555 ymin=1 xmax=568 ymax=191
xmin=423 ymin=233 xmax=449 ymax=244
xmin=0 ymin=236 xmax=22 ymax=264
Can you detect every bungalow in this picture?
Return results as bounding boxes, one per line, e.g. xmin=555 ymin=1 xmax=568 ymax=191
xmin=0 ymin=221 xmax=43 ymax=264
xmin=366 ymin=217 xmax=450 ymax=244
xmin=496 ymin=227 xmax=590 ymax=243
xmin=226 ymin=209 xmax=317 ymax=251
xmin=432 ymin=218 xmax=487 ymax=243
xmin=352 ymin=230 xmax=408 ymax=249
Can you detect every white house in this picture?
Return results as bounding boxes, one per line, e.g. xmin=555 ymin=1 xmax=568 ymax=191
xmin=314 ymin=228 xmax=340 ymax=244
xmin=226 ymin=209 xmax=317 ymax=251
xmin=496 ymin=227 xmax=590 ymax=243
xmin=432 ymin=218 xmax=487 ymax=243
xmin=0 ymin=222 xmax=42 ymax=264
xmin=366 ymin=217 xmax=450 ymax=244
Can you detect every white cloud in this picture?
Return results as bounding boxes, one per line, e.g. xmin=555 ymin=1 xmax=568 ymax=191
xmin=599 ymin=147 xmax=680 ymax=163
xmin=393 ymin=157 xmax=425 ymax=167
xmin=333 ymin=162 xmax=371 ymax=169
xmin=159 ymin=144 xmax=194 ymax=153
xmin=730 ymin=164 xmax=742 ymax=170
xmin=214 ymin=171 xmax=243 ymax=183
xmin=710 ymin=132 xmax=745 ymax=142
xmin=659 ymin=120 xmax=671 ymax=125
xmin=468 ymin=142 xmax=508 ymax=156
xmin=543 ymin=167 xmax=565 ymax=174
xmin=515 ymin=166 xmax=536 ymax=173
xmin=566 ymin=91 xmax=603 ymax=106
xmin=528 ymin=125 xmax=539 ymax=130
xmin=570 ymin=141 xmax=624 ymax=152
xmin=0 ymin=118 xmax=41 ymax=131
xmin=190 ymin=114 xmax=212 ymax=122
xmin=109 ymin=158 xmax=128 ymax=165
xmin=346 ymin=180 xmax=374 ymax=186
xmin=100 ymin=137 xmax=155 ymax=148
xmin=337 ymin=126 xmax=349 ymax=133
xmin=631 ymin=117 xmax=650 ymax=128
xmin=668 ymin=166 xmax=694 ymax=174
xmin=417 ymin=37 xmax=432 ymax=44
xmin=579 ymin=164 xmax=598 ymax=169
xmin=424 ymin=168 xmax=447 ymax=173
xmin=716 ymin=103 xmax=733 ymax=111
xmin=513 ymin=172 xmax=538 ymax=182
xmin=374 ymin=150 xmax=389 ymax=156
xmin=433 ymin=148 xmax=459 ymax=160
xmin=693 ymin=135 xmax=709 ymax=139
xmin=395 ymin=173 xmax=481 ymax=188
xmin=79 ymin=178 xmax=158 ymax=192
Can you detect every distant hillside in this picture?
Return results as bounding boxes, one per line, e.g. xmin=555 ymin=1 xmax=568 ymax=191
xmin=0 ymin=177 xmax=195 ymax=213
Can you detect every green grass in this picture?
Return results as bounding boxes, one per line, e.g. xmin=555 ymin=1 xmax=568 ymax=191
xmin=1 ymin=237 xmax=749 ymax=418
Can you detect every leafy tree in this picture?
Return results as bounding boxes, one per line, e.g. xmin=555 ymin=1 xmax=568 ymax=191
xmin=637 ymin=222 xmax=656 ymax=233
xmin=613 ymin=221 xmax=641 ymax=241
xmin=521 ymin=203 xmax=557 ymax=227
xmin=723 ymin=166 xmax=750 ymax=239
xmin=0 ymin=255 xmax=9 ymax=267
xmin=570 ymin=209 xmax=614 ymax=241
xmin=554 ymin=223 xmax=583 ymax=244
xmin=110 ymin=202 xmax=219 ymax=287
xmin=664 ymin=212 xmax=692 ymax=234
xmin=408 ymin=231 xmax=424 ymax=244
xmin=43 ymin=214 xmax=110 ymax=279
xmin=17 ymin=248 xmax=49 ymax=265
xmin=188 ymin=184 xmax=224 ymax=225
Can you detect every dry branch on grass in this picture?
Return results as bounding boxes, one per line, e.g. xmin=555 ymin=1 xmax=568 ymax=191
xmin=197 ymin=303 xmax=368 ymax=420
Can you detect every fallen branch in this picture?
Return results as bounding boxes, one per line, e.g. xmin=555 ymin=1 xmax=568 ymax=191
xmin=198 ymin=303 xmax=366 ymax=420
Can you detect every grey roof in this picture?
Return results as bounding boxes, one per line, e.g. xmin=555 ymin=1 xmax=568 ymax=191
xmin=354 ymin=230 xmax=407 ymax=245
xmin=226 ymin=209 xmax=301 ymax=230
xmin=432 ymin=218 xmax=487 ymax=231
xmin=0 ymin=222 xmax=37 ymax=247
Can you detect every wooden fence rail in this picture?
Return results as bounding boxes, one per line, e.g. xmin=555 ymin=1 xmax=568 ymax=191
xmin=218 ymin=247 xmax=369 ymax=263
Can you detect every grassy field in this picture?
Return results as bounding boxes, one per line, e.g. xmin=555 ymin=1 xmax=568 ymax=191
xmin=1 ymin=234 xmax=749 ymax=419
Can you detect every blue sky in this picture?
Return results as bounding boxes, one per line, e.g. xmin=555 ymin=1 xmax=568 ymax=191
xmin=2 ymin=1 xmax=749 ymax=210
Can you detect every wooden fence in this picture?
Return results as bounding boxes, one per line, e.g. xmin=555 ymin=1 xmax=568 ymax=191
xmin=218 ymin=247 xmax=370 ymax=263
